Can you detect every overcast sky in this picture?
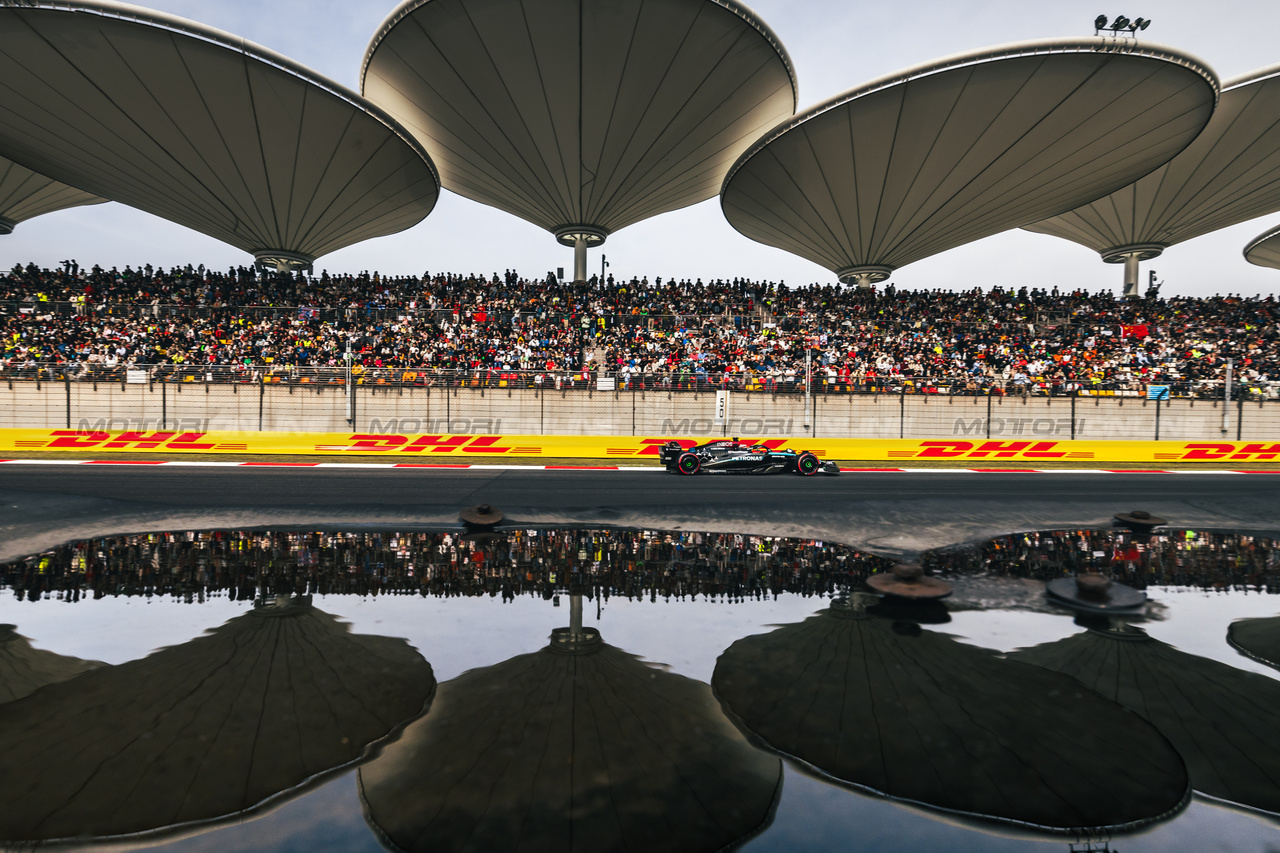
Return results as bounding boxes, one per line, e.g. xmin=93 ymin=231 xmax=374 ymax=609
xmin=4 ymin=0 xmax=1280 ymax=298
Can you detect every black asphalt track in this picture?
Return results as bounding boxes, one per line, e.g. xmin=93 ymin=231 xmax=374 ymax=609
xmin=2 ymin=464 xmax=1274 ymax=507
xmin=3 ymin=465 xmax=1279 ymax=562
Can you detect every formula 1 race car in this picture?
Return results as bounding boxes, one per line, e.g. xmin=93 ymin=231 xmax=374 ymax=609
xmin=659 ymin=439 xmax=841 ymax=476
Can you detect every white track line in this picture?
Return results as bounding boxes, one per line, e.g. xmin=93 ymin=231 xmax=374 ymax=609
xmin=0 ymin=459 xmax=1272 ymax=474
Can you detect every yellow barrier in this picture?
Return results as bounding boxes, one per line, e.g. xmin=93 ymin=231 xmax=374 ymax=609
xmin=4 ymin=429 xmax=1280 ymax=464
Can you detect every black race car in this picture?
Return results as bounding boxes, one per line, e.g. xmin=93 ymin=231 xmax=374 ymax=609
xmin=659 ymin=439 xmax=840 ymax=476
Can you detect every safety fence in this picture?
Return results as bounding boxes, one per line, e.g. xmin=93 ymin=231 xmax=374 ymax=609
xmin=3 ymin=366 xmax=1278 ymax=440
xmin=1 ymin=362 xmax=1269 ymax=399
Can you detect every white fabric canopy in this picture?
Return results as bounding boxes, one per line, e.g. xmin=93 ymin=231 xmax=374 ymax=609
xmin=721 ymin=38 xmax=1218 ymax=281
xmin=362 ymin=0 xmax=796 ymax=240
xmin=1026 ymin=64 xmax=1280 ymax=257
xmin=0 ymin=158 xmax=104 ymax=235
xmin=0 ymin=0 xmax=440 ymax=264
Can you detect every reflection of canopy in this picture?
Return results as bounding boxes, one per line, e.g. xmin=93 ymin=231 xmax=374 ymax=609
xmin=0 ymin=157 xmax=104 ymax=235
xmin=1244 ymin=224 xmax=1280 ymax=272
xmin=1228 ymin=614 xmax=1280 ymax=669
xmin=360 ymin=635 xmax=781 ymax=852
xmin=0 ymin=602 xmax=434 ymax=844
xmin=0 ymin=0 xmax=440 ymax=268
xmin=712 ymin=605 xmax=1188 ymax=831
xmin=0 ymin=624 xmax=100 ymax=704
xmin=1026 ymin=65 xmax=1280 ymax=260
xmin=361 ymin=0 xmax=796 ymax=242
xmin=720 ymin=38 xmax=1217 ymax=285
xmin=1012 ymin=626 xmax=1280 ymax=816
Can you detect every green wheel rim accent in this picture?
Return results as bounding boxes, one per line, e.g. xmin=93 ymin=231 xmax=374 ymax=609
xmin=678 ymin=455 xmax=699 ymax=474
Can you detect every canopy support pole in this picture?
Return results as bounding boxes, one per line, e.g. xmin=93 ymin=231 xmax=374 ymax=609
xmin=837 ymin=265 xmax=894 ymax=290
xmin=554 ymin=227 xmax=607 ymax=284
xmin=549 ymin=594 xmax=602 ymax=653
xmin=574 ymin=235 xmax=588 ymax=283
xmin=570 ymin=594 xmax=583 ymax=635
xmin=1101 ymin=244 xmax=1163 ymax=300
xmin=1123 ymin=252 xmax=1141 ymax=299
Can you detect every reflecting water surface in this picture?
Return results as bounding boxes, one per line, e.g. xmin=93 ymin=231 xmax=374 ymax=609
xmin=713 ymin=597 xmax=1189 ymax=832
xmin=0 ymin=622 xmax=100 ymax=703
xmin=2 ymin=528 xmax=1280 ymax=852
xmin=361 ymin=629 xmax=782 ymax=853
xmin=1013 ymin=623 xmax=1280 ymax=817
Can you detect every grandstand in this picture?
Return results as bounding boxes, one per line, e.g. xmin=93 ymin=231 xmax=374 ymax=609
xmin=3 ymin=261 xmax=1276 ymax=399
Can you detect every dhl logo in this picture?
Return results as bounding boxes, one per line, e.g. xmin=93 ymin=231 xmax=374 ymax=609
xmin=896 ymin=441 xmax=1081 ymax=459
xmin=1173 ymin=443 xmax=1280 ymax=461
xmin=315 ymin=435 xmax=516 ymax=453
xmin=24 ymin=432 xmax=539 ymax=455
xmin=900 ymin=440 xmax=1280 ymax=461
xmin=38 ymin=431 xmax=238 ymax=450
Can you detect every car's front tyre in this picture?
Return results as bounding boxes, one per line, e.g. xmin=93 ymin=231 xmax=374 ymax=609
xmin=796 ymin=452 xmax=820 ymax=476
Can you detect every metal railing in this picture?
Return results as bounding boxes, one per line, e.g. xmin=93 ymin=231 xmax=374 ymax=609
xmin=1 ymin=362 xmax=1273 ymax=401
xmin=4 ymin=361 xmax=1278 ymax=443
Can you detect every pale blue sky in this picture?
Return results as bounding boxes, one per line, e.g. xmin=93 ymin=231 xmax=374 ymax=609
xmin=4 ymin=0 xmax=1280 ymax=298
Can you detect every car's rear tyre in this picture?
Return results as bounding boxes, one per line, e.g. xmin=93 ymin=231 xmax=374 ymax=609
xmin=796 ymin=452 xmax=820 ymax=476
xmin=676 ymin=452 xmax=701 ymax=475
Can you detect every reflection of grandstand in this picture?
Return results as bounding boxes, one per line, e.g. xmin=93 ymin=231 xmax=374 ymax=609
xmin=1 ymin=529 xmax=894 ymax=604
xmin=928 ymin=528 xmax=1280 ymax=593
xmin=8 ymin=526 xmax=1278 ymax=605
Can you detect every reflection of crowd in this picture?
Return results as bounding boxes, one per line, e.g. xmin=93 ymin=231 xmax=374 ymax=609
xmin=5 ymin=261 xmax=1280 ymax=396
xmin=2 ymin=529 xmax=892 ymax=604
xmin=8 ymin=527 xmax=1280 ymax=604
xmin=927 ymin=529 xmax=1280 ymax=593
xmin=10 ymin=522 xmax=1280 ymax=601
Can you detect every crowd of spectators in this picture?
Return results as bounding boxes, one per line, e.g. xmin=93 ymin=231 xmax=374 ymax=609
xmin=4 ymin=260 xmax=1280 ymax=397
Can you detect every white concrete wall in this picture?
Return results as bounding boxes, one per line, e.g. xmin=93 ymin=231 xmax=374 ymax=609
xmin=3 ymin=379 xmax=1278 ymax=439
